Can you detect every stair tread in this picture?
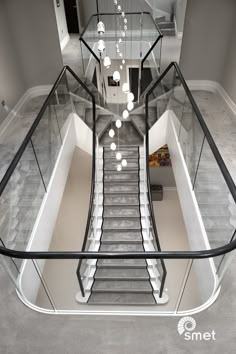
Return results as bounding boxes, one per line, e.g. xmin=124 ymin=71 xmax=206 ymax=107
xmin=99 ymin=244 xmax=144 ymax=252
xmin=103 ymin=205 xmax=140 ymax=218
xmin=102 ymin=230 xmax=143 ymax=243
xmin=104 ymin=194 xmax=139 ymax=205
xmin=92 ymin=280 xmax=152 ymax=292
xmin=88 ymin=292 xmax=156 ymax=305
xmin=95 ymin=268 xmax=149 ymax=280
xmin=97 ymin=258 xmax=147 ymax=268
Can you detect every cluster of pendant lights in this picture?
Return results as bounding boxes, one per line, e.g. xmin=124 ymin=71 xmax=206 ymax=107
xmin=96 ymin=0 xmax=134 ymax=171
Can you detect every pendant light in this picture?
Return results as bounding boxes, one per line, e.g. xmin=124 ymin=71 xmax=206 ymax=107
xmin=119 ymin=38 xmax=122 ymax=43
xmin=98 ymin=39 xmax=105 ymax=52
xmin=116 ymin=152 xmax=122 ymax=160
xmin=117 ymin=164 xmax=122 ymax=171
xmin=113 ymin=71 xmax=120 ymax=82
xmin=97 ymin=21 xmax=105 ymax=34
xmin=109 ymin=128 xmax=115 ymax=138
xmin=114 ymin=0 xmax=117 ymax=4
xmin=124 ymin=18 xmax=127 ymax=24
xmin=121 ymin=12 xmax=125 ymax=18
xmin=122 ymin=110 xmax=129 ymax=119
xmin=121 ymin=159 xmax=127 ymax=167
xmin=116 ymin=119 xmax=122 ymax=128
xmin=127 ymin=92 xmax=134 ymax=102
xmin=127 ymin=101 xmax=134 ymax=111
xmin=122 ymin=59 xmax=125 ymax=65
xmin=122 ymin=31 xmax=125 ymax=37
xmin=110 ymin=142 xmax=116 ymax=151
xmin=120 ymin=65 xmax=123 ymax=70
xmin=117 ymin=5 xmax=122 ymax=12
xmin=122 ymin=82 xmax=129 ymax=93
xmin=104 ymin=56 xmax=111 ymax=68
xmin=124 ymin=25 xmax=127 ymax=31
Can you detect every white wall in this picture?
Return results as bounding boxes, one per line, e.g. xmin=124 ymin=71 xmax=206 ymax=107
xmin=53 ymin=0 xmax=69 ymax=49
xmin=20 ymin=113 xmax=92 ymax=305
xmin=175 ymin=0 xmax=187 ymax=33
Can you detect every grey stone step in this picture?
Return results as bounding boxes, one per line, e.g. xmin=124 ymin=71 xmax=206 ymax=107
xmin=158 ymin=21 xmax=175 ymax=29
xmin=199 ymin=204 xmax=231 ymax=217
xmin=104 ymin=171 xmax=139 ymax=182
xmin=104 ymin=194 xmax=139 ymax=205
xmin=103 ymin=218 xmax=141 ymax=230
xmin=161 ymin=28 xmax=175 ymax=36
xmin=92 ymin=280 xmax=152 ymax=293
xmin=104 ymin=182 xmax=139 ymax=194
xmin=88 ymin=292 xmax=156 ymax=305
xmin=103 ymin=205 xmax=140 ymax=218
xmin=130 ymin=114 xmax=146 ymax=135
xmin=104 ymin=160 xmax=139 ymax=171
xmin=100 ymin=244 xmax=144 ymax=252
xmin=155 ymin=16 xmax=166 ymax=23
xmin=95 ymin=268 xmax=149 ymax=280
xmin=205 ymin=229 xmax=234 ymax=243
xmin=101 ymin=230 xmax=143 ymax=243
xmin=195 ymin=191 xmax=229 ymax=204
xmin=202 ymin=215 xmax=233 ymax=230
xmin=104 ymin=149 xmax=139 ymax=159
xmin=97 ymin=258 xmax=147 ymax=268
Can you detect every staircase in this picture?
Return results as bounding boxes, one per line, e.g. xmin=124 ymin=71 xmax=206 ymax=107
xmin=88 ymin=145 xmax=156 ymax=305
xmin=155 ymin=16 xmax=175 ymax=36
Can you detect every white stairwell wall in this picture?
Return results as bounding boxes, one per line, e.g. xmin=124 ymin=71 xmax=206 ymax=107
xmin=149 ymin=110 xmax=216 ymax=305
xmin=19 ymin=113 xmax=93 ymax=307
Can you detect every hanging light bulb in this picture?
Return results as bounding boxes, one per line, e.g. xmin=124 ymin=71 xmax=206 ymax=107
xmin=117 ymin=5 xmax=121 ymax=12
xmin=114 ymin=0 xmax=117 ymax=4
xmin=116 ymin=43 xmax=119 ymax=48
xmin=121 ymin=11 xmax=125 ymax=17
xmin=122 ymin=82 xmax=129 ymax=93
xmin=124 ymin=18 xmax=128 ymax=24
xmin=119 ymin=38 xmax=122 ymax=43
xmin=117 ymin=164 xmax=122 ymax=172
xmin=127 ymin=92 xmax=134 ymax=102
xmin=116 ymin=119 xmax=122 ymax=128
xmin=122 ymin=31 xmax=125 ymax=37
xmin=110 ymin=142 xmax=116 ymax=151
xmin=98 ymin=39 xmax=105 ymax=52
xmin=120 ymin=65 xmax=123 ymax=70
xmin=124 ymin=25 xmax=127 ymax=31
xmin=121 ymin=159 xmax=127 ymax=167
xmin=119 ymin=53 xmax=122 ymax=57
xmin=116 ymin=152 xmax=122 ymax=160
xmin=122 ymin=110 xmax=129 ymax=119
xmin=127 ymin=101 xmax=134 ymax=111
xmin=113 ymin=71 xmax=120 ymax=82
xmin=117 ymin=48 xmax=120 ymax=53
xmin=109 ymin=129 xmax=115 ymax=138
xmin=104 ymin=56 xmax=111 ymax=68
xmin=122 ymin=59 xmax=125 ymax=65
xmin=97 ymin=21 xmax=105 ymax=34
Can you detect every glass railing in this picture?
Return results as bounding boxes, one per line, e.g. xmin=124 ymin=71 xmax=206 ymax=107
xmin=0 ymin=63 xmax=236 ymax=314
xmin=79 ymin=12 xmax=162 ymax=106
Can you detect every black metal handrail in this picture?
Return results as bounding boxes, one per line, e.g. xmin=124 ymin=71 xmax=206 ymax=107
xmin=141 ymin=34 xmax=163 ymax=71
xmin=1 ymin=63 xmax=236 ymax=264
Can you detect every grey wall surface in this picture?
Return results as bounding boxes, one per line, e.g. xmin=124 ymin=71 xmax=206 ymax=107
xmin=150 ymin=167 xmax=176 ymax=187
xmin=179 ymin=0 xmax=236 ymax=83
xmin=4 ymin=0 xmax=63 ymax=89
xmin=0 ymin=1 xmax=26 ymax=125
xmin=221 ymin=22 xmax=236 ymax=104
